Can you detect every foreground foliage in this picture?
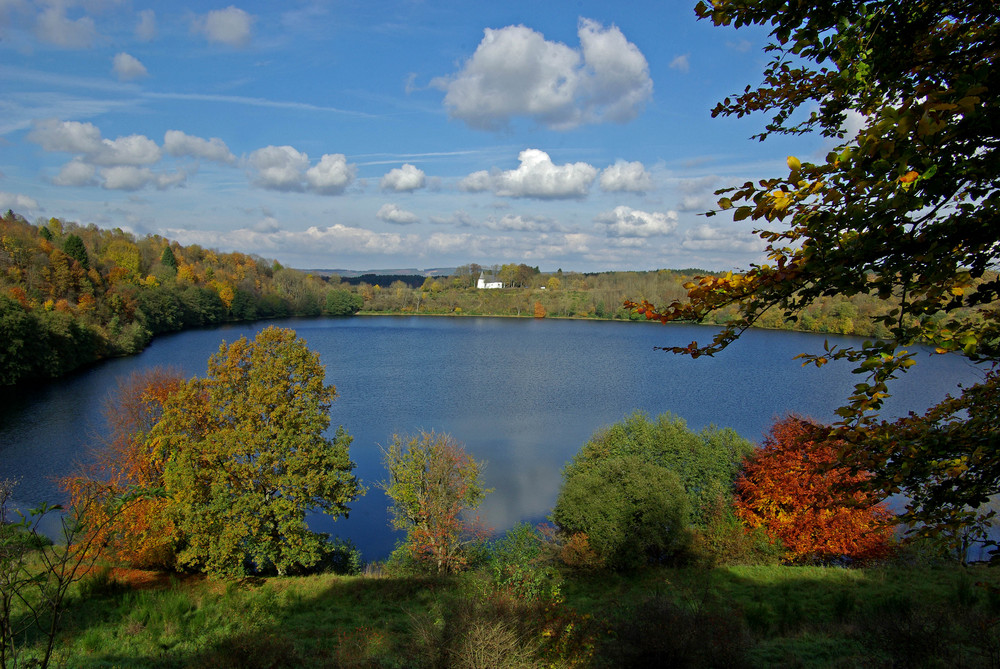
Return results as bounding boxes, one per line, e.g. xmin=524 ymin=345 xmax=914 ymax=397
xmin=7 ymin=556 xmax=1000 ymax=668
xmin=629 ymin=0 xmax=1000 ymax=549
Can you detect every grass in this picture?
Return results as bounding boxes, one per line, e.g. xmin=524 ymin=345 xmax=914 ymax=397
xmin=9 ymin=562 xmax=1000 ymax=668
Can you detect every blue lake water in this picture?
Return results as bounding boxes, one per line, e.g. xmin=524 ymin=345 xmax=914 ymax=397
xmin=0 ymin=315 xmax=986 ymax=560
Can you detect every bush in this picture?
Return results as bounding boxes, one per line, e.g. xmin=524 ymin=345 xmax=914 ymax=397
xmin=564 ymin=411 xmax=754 ymax=524
xmin=552 ymin=455 xmax=691 ymax=570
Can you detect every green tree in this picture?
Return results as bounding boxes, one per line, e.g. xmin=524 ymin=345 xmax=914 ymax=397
xmin=630 ymin=1 xmax=1000 ymax=545
xmin=325 ymin=289 xmax=363 ymax=316
xmin=380 ymin=431 xmax=490 ymax=573
xmin=160 ymin=245 xmax=178 ymax=273
xmin=154 ymin=326 xmax=362 ymax=578
xmin=62 ymin=234 xmax=88 ymax=270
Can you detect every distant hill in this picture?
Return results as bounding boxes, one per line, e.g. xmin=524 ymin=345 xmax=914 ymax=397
xmin=303 ymin=267 xmax=456 ymax=278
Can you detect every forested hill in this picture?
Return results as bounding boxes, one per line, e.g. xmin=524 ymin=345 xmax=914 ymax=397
xmin=0 ymin=212 xmax=361 ymax=386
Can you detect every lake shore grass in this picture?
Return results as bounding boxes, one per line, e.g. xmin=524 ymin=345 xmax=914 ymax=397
xmin=12 ymin=561 xmax=1000 ymax=668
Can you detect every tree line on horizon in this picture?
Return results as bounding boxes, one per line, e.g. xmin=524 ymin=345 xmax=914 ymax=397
xmin=3 ymin=209 xmax=994 ymax=389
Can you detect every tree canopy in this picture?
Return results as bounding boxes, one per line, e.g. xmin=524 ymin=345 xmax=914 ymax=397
xmin=629 ymin=1 xmax=999 ymax=548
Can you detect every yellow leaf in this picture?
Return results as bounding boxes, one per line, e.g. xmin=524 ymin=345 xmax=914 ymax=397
xmin=787 ymin=155 xmax=801 ymax=171
xmin=950 ymin=286 xmax=964 ymax=296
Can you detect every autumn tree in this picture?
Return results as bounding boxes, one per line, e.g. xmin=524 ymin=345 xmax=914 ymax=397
xmin=629 ymin=1 xmax=1000 ymax=543
xmin=381 ymin=431 xmax=490 ymax=573
xmin=63 ymin=366 xmax=184 ymax=568
xmin=734 ymin=416 xmax=896 ymax=564
xmin=154 ymin=326 xmax=362 ymax=578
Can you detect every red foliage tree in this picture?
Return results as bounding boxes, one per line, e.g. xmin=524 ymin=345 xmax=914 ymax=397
xmin=734 ymin=416 xmax=896 ymax=564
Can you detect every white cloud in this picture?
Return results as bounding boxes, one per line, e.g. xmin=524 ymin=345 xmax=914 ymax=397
xmin=429 ymin=210 xmax=475 ymax=227
xmin=682 ymin=223 xmax=767 ymax=253
xmin=669 ymin=54 xmax=690 ymax=73
xmin=434 ymin=18 xmax=651 ymax=130
xmin=135 ymin=8 xmax=156 ymax=41
xmin=599 ymin=160 xmax=652 ymax=192
xmin=247 ymin=145 xmax=309 ymax=191
xmin=380 ymin=163 xmax=425 ymax=192
xmin=459 ymin=149 xmax=597 ymax=199
xmin=193 ymin=5 xmax=253 ymax=47
xmin=305 ymin=153 xmax=355 ymax=194
xmin=0 ymin=191 xmax=39 ymax=211
xmin=92 ymin=134 xmax=161 ymax=166
xmin=28 ymin=119 xmax=160 ymax=165
xmin=99 ymin=166 xmax=186 ymax=191
xmin=596 ymin=206 xmax=678 ymax=237
xmin=484 ymin=214 xmax=560 ymax=233
xmin=112 ymin=52 xmax=149 ymax=81
xmin=28 ymin=119 xmax=103 ymax=154
xmin=376 ymin=203 xmax=419 ymax=225
xmin=53 ymin=159 xmax=97 ymax=186
xmin=35 ymin=5 xmax=97 ymax=48
xmin=247 ymin=146 xmax=355 ymax=194
xmin=163 ymin=130 xmax=235 ymax=164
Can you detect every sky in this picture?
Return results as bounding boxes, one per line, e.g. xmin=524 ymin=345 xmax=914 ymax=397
xmin=0 ymin=1 xmax=832 ymax=272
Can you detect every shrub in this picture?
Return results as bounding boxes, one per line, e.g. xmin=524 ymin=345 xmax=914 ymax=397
xmin=552 ymin=455 xmax=691 ymax=570
xmin=564 ymin=411 xmax=754 ymax=524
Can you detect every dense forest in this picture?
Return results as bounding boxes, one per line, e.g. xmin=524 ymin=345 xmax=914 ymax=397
xmin=0 ymin=211 xmax=361 ymax=386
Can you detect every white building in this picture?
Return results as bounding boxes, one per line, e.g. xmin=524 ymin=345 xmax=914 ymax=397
xmin=477 ymin=272 xmax=503 ymax=289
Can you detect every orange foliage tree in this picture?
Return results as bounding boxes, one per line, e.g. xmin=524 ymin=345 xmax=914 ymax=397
xmin=733 ymin=416 xmax=896 ymax=564
xmin=63 ymin=366 xmax=184 ymax=568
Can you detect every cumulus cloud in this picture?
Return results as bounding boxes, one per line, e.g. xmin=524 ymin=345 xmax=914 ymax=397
xmin=596 ymin=206 xmax=678 ymax=237
xmin=192 ymin=5 xmax=253 ymax=47
xmin=29 ymin=119 xmax=161 ymax=165
xmin=248 ymin=145 xmax=309 ymax=191
xmin=380 ymin=163 xmax=425 ymax=192
xmin=247 ymin=146 xmax=356 ymax=194
xmin=112 ymin=52 xmax=149 ymax=81
xmin=99 ymin=166 xmax=187 ymax=191
xmin=53 ymin=159 xmax=97 ymax=187
xmin=163 ymin=130 xmax=235 ymax=164
xmin=306 ymin=154 xmax=355 ymax=194
xmin=459 ymin=149 xmax=597 ymax=199
xmin=136 ymin=8 xmax=156 ymax=41
xmin=433 ymin=18 xmax=651 ymax=130
xmin=669 ymin=54 xmax=690 ymax=73
xmin=0 ymin=192 xmax=39 ymax=211
xmin=599 ymin=160 xmax=652 ymax=192
xmin=376 ymin=203 xmax=419 ymax=225
xmin=35 ymin=5 xmax=97 ymax=48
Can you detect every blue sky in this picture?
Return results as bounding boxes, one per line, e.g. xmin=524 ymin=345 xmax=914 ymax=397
xmin=0 ymin=1 xmax=829 ymax=272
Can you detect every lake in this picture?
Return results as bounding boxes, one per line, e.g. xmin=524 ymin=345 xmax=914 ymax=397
xmin=0 ymin=315 xmax=986 ymax=560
